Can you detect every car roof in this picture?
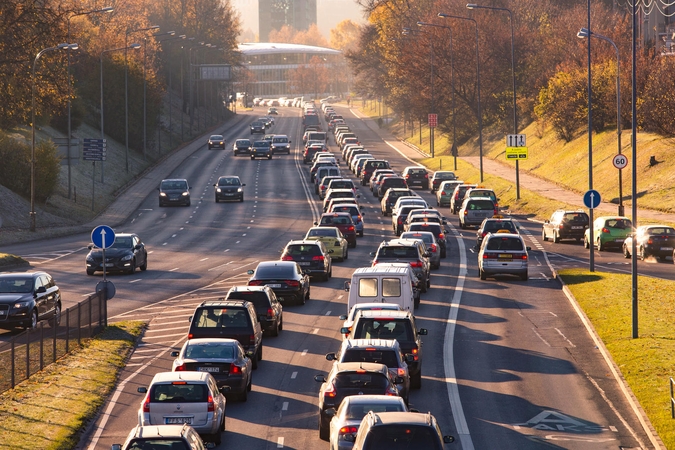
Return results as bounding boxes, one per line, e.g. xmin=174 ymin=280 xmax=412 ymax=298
xmin=0 ymin=272 xmax=43 ymax=280
xmin=150 ymin=371 xmax=212 ymax=383
xmin=356 ymin=310 xmax=412 ymax=319
xmin=342 ymin=338 xmax=401 ymax=350
xmin=184 ymin=338 xmax=240 ymax=346
xmin=257 ymin=261 xmax=299 ymax=268
xmin=484 ymin=232 xmax=523 ymax=240
xmin=333 ymin=362 xmax=390 ymax=373
xmin=367 ymin=411 xmax=437 ymax=426
xmin=128 ymin=424 xmax=193 ymax=440
xmin=226 ymin=285 xmax=269 ymax=293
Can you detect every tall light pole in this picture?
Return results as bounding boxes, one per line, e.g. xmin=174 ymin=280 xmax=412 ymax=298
xmin=31 ymin=43 xmax=79 ymax=231
xmin=188 ymin=42 xmax=206 ymax=135
xmin=66 ymin=7 xmax=113 ymax=200
xmin=125 ymin=25 xmax=159 ymax=172
xmin=467 ymin=3 xmax=518 ymax=197
xmin=584 ymin=0 xmax=595 ymax=272
xmin=577 ymin=27 xmax=623 ymax=216
xmin=439 ymin=13 xmax=483 ymax=182
xmin=417 ymin=22 xmax=457 ymax=169
xmin=101 ymin=44 xmax=141 ymax=187
xmin=631 ymin=0 xmax=639 ymax=338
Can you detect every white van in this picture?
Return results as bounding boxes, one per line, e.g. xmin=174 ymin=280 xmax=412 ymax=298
xmin=344 ymin=266 xmax=416 ymax=313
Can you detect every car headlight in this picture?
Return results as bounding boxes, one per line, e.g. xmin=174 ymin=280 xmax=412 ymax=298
xmin=121 ymin=254 xmax=133 ymax=261
xmin=182 ymin=192 xmax=189 ymax=196
xmin=237 ymin=188 xmax=242 ymax=192
xmin=86 ymin=256 xmax=95 ymax=262
xmin=159 ymin=192 xmax=167 ymax=197
xmin=13 ymin=301 xmax=30 ymax=309
xmin=208 ymin=141 xmax=213 ymax=144
xmin=216 ymin=188 xmax=222 ymax=193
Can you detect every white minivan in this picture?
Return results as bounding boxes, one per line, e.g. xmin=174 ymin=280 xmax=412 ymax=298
xmin=344 ymin=265 xmax=416 ymax=313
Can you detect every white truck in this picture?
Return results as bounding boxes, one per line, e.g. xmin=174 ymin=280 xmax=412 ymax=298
xmin=344 ymin=265 xmax=417 ymax=313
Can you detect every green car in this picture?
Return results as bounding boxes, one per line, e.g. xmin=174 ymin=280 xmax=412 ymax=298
xmin=584 ymin=216 xmax=633 ymax=251
xmin=304 ymin=227 xmax=349 ymax=262
xmin=436 ymin=180 xmax=463 ymax=207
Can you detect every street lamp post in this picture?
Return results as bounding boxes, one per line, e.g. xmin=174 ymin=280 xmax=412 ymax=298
xmin=66 ymin=6 xmax=113 ymax=200
xmin=439 ymin=13 xmax=484 ymax=182
xmin=467 ymin=3 xmax=518 ymax=197
xmin=31 ymin=43 xmax=79 ymax=231
xmin=125 ymin=25 xmax=159 ymax=172
xmin=417 ymin=22 xmax=456 ymax=169
xmin=577 ymin=27 xmax=623 ymax=216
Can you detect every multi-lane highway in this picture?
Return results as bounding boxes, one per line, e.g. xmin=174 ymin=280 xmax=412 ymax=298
xmin=0 ymin=105 xmax=657 ymax=449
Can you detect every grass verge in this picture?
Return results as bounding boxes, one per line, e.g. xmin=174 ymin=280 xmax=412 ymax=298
xmin=0 ymin=253 xmax=28 ymax=270
xmin=0 ymin=321 xmax=145 ymax=449
xmin=558 ymin=269 xmax=675 ymax=448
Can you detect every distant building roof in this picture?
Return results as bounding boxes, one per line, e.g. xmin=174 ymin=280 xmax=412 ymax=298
xmin=238 ymin=42 xmax=341 ymax=56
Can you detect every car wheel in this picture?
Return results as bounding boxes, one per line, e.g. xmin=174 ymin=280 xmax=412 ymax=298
xmin=139 ymin=257 xmax=147 ymax=271
xmin=127 ymin=259 xmax=136 ymax=275
xmin=479 ymin=268 xmax=487 ymax=280
xmin=421 ymin=279 xmax=428 ymax=293
xmin=410 ymin=370 xmax=422 ymax=389
xmin=25 ymin=309 xmax=38 ymax=330
xmin=251 ymin=156 xmax=255 ymax=160
xmin=583 ymin=236 xmax=590 ymax=249
xmin=521 ymin=272 xmax=529 ymax=281
xmin=344 ymin=248 xmax=348 ymax=260
xmin=212 ymin=428 xmax=222 ymax=445
xmin=597 ymin=238 xmax=604 ymax=251
xmin=441 ymin=250 xmax=447 ymax=258
xmin=247 ymin=374 xmax=253 ymax=391
xmin=623 ymin=244 xmax=631 ymax=258
xmin=459 ymin=220 xmax=464 ymax=229
xmin=240 ymin=195 xmax=244 ymax=203
xmin=48 ymin=303 xmax=61 ymax=327
xmin=553 ymin=231 xmax=560 ymax=243
xmin=319 ymin=418 xmax=330 ymax=441
xmin=278 ymin=316 xmax=283 ymax=331
xmin=258 ymin=344 xmax=263 ymax=361
xmin=215 ymin=196 xmax=219 ymax=203
xmin=639 ymin=246 xmax=646 ymax=260
xmin=252 ymin=352 xmax=259 ymax=370
xmin=268 ymin=155 xmax=272 ymax=159
xmin=239 ymin=386 xmax=248 ymax=402
xmin=86 ymin=269 xmax=95 ymax=276
xmin=542 ymin=228 xmax=548 ymax=242
xmin=186 ymin=200 xmax=191 ymax=207
xmin=358 ymin=230 xmax=364 ymax=237
xmin=271 ymin=319 xmax=280 ymax=337
xmin=234 ymin=151 xmax=238 ymax=156
xmin=158 ymin=201 xmax=163 ymax=207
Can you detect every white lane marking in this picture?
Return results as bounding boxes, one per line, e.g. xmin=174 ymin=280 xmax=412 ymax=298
xmin=242 ymin=233 xmax=247 ymax=236
xmin=532 ymin=328 xmax=551 ymax=347
xmin=312 ymin=328 xmax=319 ymax=334
xmin=555 ymin=328 xmax=576 ymax=347
xmin=171 ymin=234 xmax=177 ymax=238
xmin=301 ymin=349 xmax=308 ymax=356
xmin=236 ymin=241 xmax=241 ymax=244
xmin=129 ymin=279 xmax=141 ymax=284
xmin=443 ymin=225 xmax=475 ymax=450
xmin=169 ymin=268 xmax=179 ymax=272
xmin=291 ymin=371 xmax=298 ymax=379
xmin=282 ymin=401 xmax=289 ymax=411
xmin=325 ymin=311 xmax=331 ymax=316
xmin=224 ymin=249 xmax=230 ymax=252
xmin=277 ymin=437 xmax=284 ymax=448
xmin=162 ymin=243 xmax=167 ymax=246
xmin=200 ymin=258 xmax=209 ymax=261
xmin=337 ymin=295 xmax=343 ymax=300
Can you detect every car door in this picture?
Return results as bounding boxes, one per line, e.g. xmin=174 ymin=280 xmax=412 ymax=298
xmin=34 ymin=275 xmax=50 ymax=320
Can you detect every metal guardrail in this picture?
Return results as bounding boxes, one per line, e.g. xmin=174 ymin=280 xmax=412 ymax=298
xmin=0 ymin=291 xmax=106 ymax=394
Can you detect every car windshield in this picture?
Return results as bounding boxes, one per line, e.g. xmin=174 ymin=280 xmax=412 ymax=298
xmin=255 ymin=265 xmax=295 ymax=278
xmin=185 ymin=342 xmax=235 ymax=359
xmin=161 ymin=180 xmax=187 ymax=190
xmin=330 ymin=181 xmax=354 ymax=189
xmin=647 ymin=227 xmax=675 ymax=235
xmin=193 ymin=307 xmax=251 ymax=329
xmin=342 ymin=350 xmax=399 ymax=368
xmin=307 ymin=228 xmax=338 ymax=238
xmin=210 ymin=135 xmax=223 ymax=140
xmin=334 ymin=373 xmax=388 ymax=389
xmin=332 ymin=206 xmax=358 ymax=215
xmin=218 ymin=178 xmax=240 ymax=186
xmin=127 ymin=439 xmax=189 ymax=450
xmin=236 ymin=140 xmax=250 ymax=146
xmin=149 ymin=383 xmax=207 ymax=403
xmin=364 ymin=425 xmax=442 ymax=450
xmin=355 ymin=319 xmax=413 ymax=341
xmin=0 ymin=277 xmax=32 ymax=293
xmin=253 ymin=141 xmax=269 ymax=147
xmin=273 ymin=137 xmax=288 ymax=143
xmin=486 ymin=237 xmax=524 ymax=251
xmin=108 ymin=236 xmax=133 ymax=249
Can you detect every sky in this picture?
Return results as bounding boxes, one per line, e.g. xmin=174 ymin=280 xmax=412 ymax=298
xmin=231 ymin=0 xmax=366 ymax=40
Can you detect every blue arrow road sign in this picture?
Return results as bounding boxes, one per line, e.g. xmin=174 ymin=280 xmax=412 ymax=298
xmin=91 ymin=225 xmax=116 ymax=249
xmin=583 ymin=189 xmax=601 ymax=209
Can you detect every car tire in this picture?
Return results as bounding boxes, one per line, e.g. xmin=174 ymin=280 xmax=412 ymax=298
xmin=240 ymin=195 xmax=244 ymax=203
xmin=86 ymin=269 xmax=95 ymax=276
xmin=158 ymin=201 xmax=163 ymax=207
xmin=542 ymin=228 xmax=548 ymax=241
xmin=459 ymin=220 xmax=465 ymax=229
xmin=553 ymin=231 xmax=560 ymax=243
xmin=139 ymin=258 xmax=147 ymax=271
xmin=584 ymin=236 xmax=590 ymax=249
xmin=268 ymin=155 xmax=272 ymax=159
xmin=410 ymin=370 xmax=422 ymax=389
xmin=239 ymin=386 xmax=248 ymax=402
xmin=319 ymin=418 xmax=330 ymax=441
xmin=215 ymin=196 xmax=220 ymax=203
xmin=344 ymin=249 xmax=348 ymax=260
xmin=48 ymin=303 xmax=61 ymax=328
xmin=358 ymin=231 xmax=364 ymax=237
xmin=479 ymin=268 xmax=487 ymax=280
xmin=258 ymin=344 xmax=263 ymax=361
xmin=186 ymin=200 xmax=191 ymax=207
xmin=623 ymin=244 xmax=631 ymax=258
xmin=212 ymin=427 xmax=222 ymax=445
xmin=271 ymin=319 xmax=280 ymax=337
xmin=127 ymin=259 xmax=136 ymax=275
xmin=639 ymin=246 xmax=646 ymax=260
xmin=25 ymin=309 xmax=38 ymax=330
xmin=421 ymin=279 xmax=428 ymax=293
xmin=251 ymin=156 xmax=255 ymax=160
xmin=441 ymin=250 xmax=447 ymax=258
xmin=597 ymin=238 xmax=604 ymax=251
xmin=252 ymin=352 xmax=259 ymax=370
xmin=234 ymin=151 xmax=238 ymax=156
xmin=521 ymin=272 xmax=529 ymax=281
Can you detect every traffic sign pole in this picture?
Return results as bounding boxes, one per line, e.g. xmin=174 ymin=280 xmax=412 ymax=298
xmin=583 ymin=190 xmax=601 ymax=272
xmin=506 ymin=134 xmax=526 ymax=199
xmin=612 ymin=154 xmax=628 ymax=216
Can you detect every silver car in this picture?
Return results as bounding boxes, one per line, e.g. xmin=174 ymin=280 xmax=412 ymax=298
xmin=400 ymin=231 xmax=441 ymax=270
xmin=137 ymin=371 xmax=228 ymax=445
xmin=326 ymin=395 xmax=409 ymax=450
xmin=478 ymin=232 xmax=530 ymax=281
xmin=458 ymin=197 xmax=497 ymax=229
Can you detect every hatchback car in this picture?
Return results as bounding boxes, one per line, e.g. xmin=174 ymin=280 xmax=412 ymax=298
xmin=224 ymin=286 xmax=283 ymax=336
xmin=584 ymin=216 xmax=633 ymax=251
xmin=247 ymin=261 xmax=310 ymax=305
xmin=158 ymin=178 xmax=191 ymax=207
xmin=542 ymin=209 xmax=590 ymax=243
xmin=400 ymin=231 xmax=441 ymax=269
xmin=622 ymin=225 xmax=675 ymax=260
xmin=137 ymin=371 xmax=227 ymax=444
xmin=250 ymin=140 xmax=273 ymax=159
xmin=436 ymin=180 xmax=464 ymax=207
xmin=323 ymin=189 xmax=359 ymax=213
xmin=401 ymin=166 xmax=429 ymax=190
xmin=187 ymin=300 xmax=263 ymax=368
xmin=0 ymin=272 xmax=61 ymax=330
xmin=430 ymin=171 xmax=458 ymax=192
xmin=281 ymin=239 xmax=333 ymax=280
xmin=304 ymin=227 xmax=349 ymax=262
xmin=476 ymin=216 xmax=519 ymax=249
xmin=314 ymin=362 xmax=403 ymax=441
xmin=112 ymin=424 xmax=206 ymax=450
xmin=233 ymin=138 xmax=252 ymax=156
xmin=339 ymin=303 xmax=404 ymax=339
xmin=380 ymin=188 xmax=417 ymax=216
xmin=478 ymin=232 xmax=530 ymax=281
xmin=214 ymin=176 xmax=245 ymax=202
xmin=171 ymin=338 xmax=253 ymax=401
xmin=377 ymin=177 xmax=408 ymax=199
xmin=450 ymin=183 xmax=478 ymax=214
xmin=458 ymin=197 xmax=498 ymax=229
xmin=250 ymin=120 xmax=265 ymax=134
xmin=370 ymin=239 xmax=430 ymax=293
xmin=271 ymin=134 xmax=291 ymax=154
xmin=86 ymin=232 xmax=148 ymax=275
xmin=316 ymin=212 xmax=357 ymax=247
xmin=351 ymin=411 xmax=453 ymax=450
xmin=207 ymin=134 xmax=225 ymax=150
xmin=329 ymin=203 xmax=365 ymax=237
xmin=406 ymin=222 xmax=447 ymax=258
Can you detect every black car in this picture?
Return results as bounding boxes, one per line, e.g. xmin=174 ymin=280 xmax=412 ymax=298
xmin=207 ymin=134 xmax=225 ymax=150
xmin=281 ymin=240 xmax=332 ymax=281
xmin=224 ymin=286 xmax=283 ymax=336
xmin=380 ymin=188 xmax=416 ymax=216
xmin=214 ymin=176 xmax=245 ymax=202
xmin=86 ymin=232 xmax=148 ymax=275
xmin=233 ymin=139 xmax=252 ymax=156
xmin=247 ymin=261 xmax=310 ymax=305
xmin=377 ymin=177 xmax=408 ymax=199
xmin=171 ymin=338 xmax=253 ymax=401
xmin=360 ymin=160 xmax=391 ymax=186
xmin=623 ymin=225 xmax=675 ymax=260
xmin=250 ymin=140 xmax=273 ymax=160
xmin=0 ymin=272 xmax=61 ymax=330
xmin=250 ymin=121 xmax=265 ymax=134
xmin=401 ymin=166 xmax=429 ymax=190
xmin=430 ymin=170 xmax=458 ymax=192
xmin=158 ymin=178 xmax=191 ymax=207
xmin=271 ymin=135 xmax=291 ymax=154
xmin=187 ymin=300 xmax=264 ymax=369
xmin=542 ymin=209 xmax=590 ymax=243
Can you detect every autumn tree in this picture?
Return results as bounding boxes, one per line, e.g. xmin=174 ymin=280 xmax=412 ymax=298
xmin=269 ymin=24 xmax=328 ymax=47
xmin=330 ymin=20 xmax=361 ymax=53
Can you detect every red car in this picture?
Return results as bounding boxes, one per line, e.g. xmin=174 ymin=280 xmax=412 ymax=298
xmin=315 ymin=212 xmax=357 ymax=248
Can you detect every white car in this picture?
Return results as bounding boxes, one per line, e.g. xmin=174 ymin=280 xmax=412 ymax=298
xmin=478 ymin=232 xmax=530 ymax=281
xmin=339 ymin=302 xmax=404 ymax=339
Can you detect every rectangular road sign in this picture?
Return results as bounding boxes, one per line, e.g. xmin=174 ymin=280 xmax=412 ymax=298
xmin=82 ymin=150 xmax=107 ymax=156
xmin=505 ymin=147 xmax=528 ymax=160
xmin=83 ymin=142 xmax=107 ymax=149
xmin=83 ymin=138 xmax=106 ymax=143
xmin=506 ymin=134 xmax=526 ymax=147
xmin=82 ymin=155 xmax=106 ymax=161
xmin=428 ymin=113 xmax=438 ymax=128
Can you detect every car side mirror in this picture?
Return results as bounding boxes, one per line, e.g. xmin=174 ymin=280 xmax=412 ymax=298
xmin=344 ymin=281 xmax=350 ymax=292
xmin=409 ymin=408 xmax=420 ymax=413
xmin=328 ymin=249 xmax=334 ymax=254
xmin=170 ymin=351 xmax=179 ymax=357
xmin=324 ymin=408 xmax=336 ymax=417
xmin=137 ymin=387 xmax=148 ymax=394
xmin=135 ymin=244 xmax=143 ymax=250
xmin=394 ymin=376 xmax=405 ymax=384
xmin=247 ymin=270 xmax=254 ymax=275
xmin=326 ymin=353 xmax=336 ymax=361
xmin=418 ymin=328 xmax=428 ymax=336
xmin=88 ymin=244 xmax=93 ymax=249
xmin=314 ymin=374 xmax=326 ymax=383
xmin=340 ymin=327 xmax=350 ymax=335
xmin=213 ymin=183 xmax=217 ymax=186
xmin=242 ymin=183 xmax=246 ymax=187
xmin=444 ymin=436 xmax=455 ymax=443
xmin=526 ymin=247 xmax=531 ymax=251
xmin=36 ymin=286 xmax=46 ymax=294
xmin=544 ymin=220 xmax=549 ymax=224
xmin=339 ymin=314 xmax=347 ymax=320
xmin=188 ymin=315 xmax=193 ymax=322
xmin=405 ymin=354 xmax=415 ymax=363
xmin=112 ymin=445 xmax=123 ymax=450
xmin=369 ymin=252 xmax=376 ymax=257
xmin=220 ymin=386 xmax=231 ymax=394
xmin=246 ymin=351 xmax=255 ymax=358
xmin=313 ymin=221 xmax=319 ymax=226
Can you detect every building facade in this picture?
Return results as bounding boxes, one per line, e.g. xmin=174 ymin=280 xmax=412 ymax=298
xmin=259 ymin=0 xmax=317 ymax=41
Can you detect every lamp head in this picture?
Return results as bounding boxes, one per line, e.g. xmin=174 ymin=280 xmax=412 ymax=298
xmin=130 ymin=43 xmax=142 ymax=49
xmin=100 ymin=6 xmax=114 ymax=13
xmin=466 ymin=3 xmax=478 ymax=9
xmin=68 ymin=43 xmax=79 ymax=50
xmin=577 ymin=27 xmax=590 ymax=39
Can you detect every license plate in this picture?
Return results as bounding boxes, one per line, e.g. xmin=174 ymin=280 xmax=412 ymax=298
xmin=225 ymin=193 xmax=234 ymax=196
xmin=571 ymin=226 xmax=584 ymax=229
xmin=165 ymin=417 xmax=192 ymax=424
xmin=615 ymin=239 xmax=624 ymax=242
xmin=198 ymin=366 xmax=219 ymax=373
xmin=105 ymin=263 xmax=115 ymax=267
xmin=267 ymin=284 xmax=281 ymax=288
xmin=498 ymin=254 xmax=513 ymax=259
xmin=298 ymin=262 xmax=311 ymax=266
xmin=661 ymin=247 xmax=673 ymax=251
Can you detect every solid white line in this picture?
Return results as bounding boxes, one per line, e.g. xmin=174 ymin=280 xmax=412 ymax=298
xmin=282 ymin=401 xmax=289 ymax=411
xmin=301 ymin=349 xmax=308 ymax=356
xmin=325 ymin=311 xmax=331 ymax=316
xmin=277 ymin=437 xmax=284 ymax=448
xmin=291 ymin=371 xmax=298 ymax=379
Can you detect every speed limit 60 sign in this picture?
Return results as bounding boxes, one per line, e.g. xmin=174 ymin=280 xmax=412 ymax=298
xmin=613 ymin=154 xmax=628 ymax=169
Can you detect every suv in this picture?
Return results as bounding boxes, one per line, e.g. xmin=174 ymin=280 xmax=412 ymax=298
xmin=158 ymin=178 xmax=191 ymax=207
xmin=400 ymin=231 xmax=441 ymax=270
xmin=271 ymin=135 xmax=291 ymax=154
xmin=250 ymin=120 xmax=265 ymax=134
xmin=371 ymin=239 xmax=430 ymax=293
xmin=326 ymin=339 xmax=412 ymax=405
xmin=476 ymin=216 xmax=519 ymax=248
xmin=352 ymin=411 xmax=454 ymax=450
xmin=281 ymin=240 xmax=333 ymax=281
xmin=458 ymin=197 xmax=498 ymax=229
xmin=377 ymin=177 xmax=408 ymax=199
xmin=478 ymin=232 xmax=530 ymax=281
xmin=0 ymin=272 xmax=61 ymax=330
xmin=450 ymin=183 xmax=477 ymax=214
xmin=112 ymin=425 xmax=206 ymax=450
xmin=542 ymin=209 xmax=590 ymax=243
xmin=224 ymin=286 xmax=283 ymax=336
xmin=430 ymin=171 xmax=457 ymax=192
xmin=137 ymin=372 xmax=228 ymax=445
xmin=361 ymin=160 xmax=391 ymax=185
xmin=344 ymin=310 xmax=427 ymax=389
xmin=187 ymin=300 xmax=264 ymax=369
xmin=401 ymin=166 xmax=429 ymax=190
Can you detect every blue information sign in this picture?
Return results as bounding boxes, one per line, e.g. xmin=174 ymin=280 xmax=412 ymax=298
xmin=91 ymin=225 xmax=116 ymax=249
xmin=583 ymin=189 xmax=601 ymax=209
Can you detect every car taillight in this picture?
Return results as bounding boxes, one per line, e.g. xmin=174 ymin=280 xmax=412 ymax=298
xmin=325 ymin=382 xmax=337 ymax=398
xmin=312 ymin=255 xmax=325 ymax=261
xmin=424 ymin=173 xmax=429 ymax=178
xmin=441 ymin=191 xmax=446 ymax=195
xmin=207 ymin=394 xmax=214 ymax=412
xmin=411 ymin=346 xmax=419 ymax=361
xmin=267 ymin=308 xmax=274 ymax=317
xmin=405 ymin=174 xmax=410 ymax=179
xmin=602 ymin=227 xmax=610 ymax=233
xmin=647 ymin=238 xmax=653 ymax=244
xmin=463 ymin=210 xmax=468 ymax=216
xmin=385 ymin=385 xmax=398 ymax=396
xmin=248 ymin=280 xmax=264 ymax=286
xmin=357 ymin=215 xmax=362 ymax=222
xmin=348 ymin=226 xmax=355 ymax=231
xmin=230 ymin=364 xmax=242 ymax=375
xmin=286 ymin=280 xmax=300 ymax=287
xmin=175 ymin=364 xmax=186 ymax=371
xmin=521 ymin=254 xmax=528 ymax=260
xmin=397 ymin=368 xmax=406 ymax=377
xmin=430 ymin=244 xmax=437 ymax=252
xmin=439 ymin=233 xmax=445 ymax=240
xmin=483 ymin=253 xmax=498 ymax=259
xmin=281 ymin=255 xmax=293 ymax=261
xmin=372 ymin=259 xmax=378 ymax=266
xmin=482 ymin=232 xmax=487 ymax=237
xmin=410 ymin=260 xmax=423 ymax=268
xmin=340 ymin=426 xmax=358 ymax=435
xmin=142 ymin=395 xmax=151 ymax=413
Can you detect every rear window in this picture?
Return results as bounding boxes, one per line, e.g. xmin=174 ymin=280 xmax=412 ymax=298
xmin=364 ymin=425 xmax=442 ymax=450
xmin=346 ymin=401 xmax=405 ymax=419
xmin=407 ymin=168 xmax=427 ymax=176
xmin=149 ymin=383 xmax=207 ymax=403
xmin=401 ymin=233 xmax=433 ymax=245
xmin=329 ymin=191 xmax=355 ymax=199
xmin=255 ymin=265 xmax=295 ymax=278
xmin=342 ymin=350 xmax=400 ymax=368
xmin=563 ymin=213 xmax=589 ymax=223
xmin=383 ymin=179 xmax=407 ymax=188
xmin=185 ymin=342 xmax=235 ymax=359
xmin=486 ymin=237 xmax=524 ymax=251
xmin=467 ymin=200 xmax=495 ymax=210
xmin=226 ymin=291 xmax=270 ymax=310
xmin=647 ymin=227 xmax=675 ymax=235
xmin=192 ymin=307 xmax=251 ymax=329
xmin=321 ymin=215 xmax=352 ymax=225
xmin=378 ymin=246 xmax=418 ymax=259
xmin=285 ymin=244 xmax=322 ymax=256
xmin=357 ymin=277 xmax=401 ymax=298
xmin=408 ymin=224 xmax=442 ymax=236
xmin=604 ymin=219 xmax=632 ymax=229
xmin=127 ymin=439 xmax=189 ymax=450
xmin=334 ymin=373 xmax=388 ymax=389
xmin=483 ymin=221 xmax=517 ymax=233
xmin=333 ymin=206 xmax=358 ymax=215
xmin=354 ymin=319 xmax=413 ymax=341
